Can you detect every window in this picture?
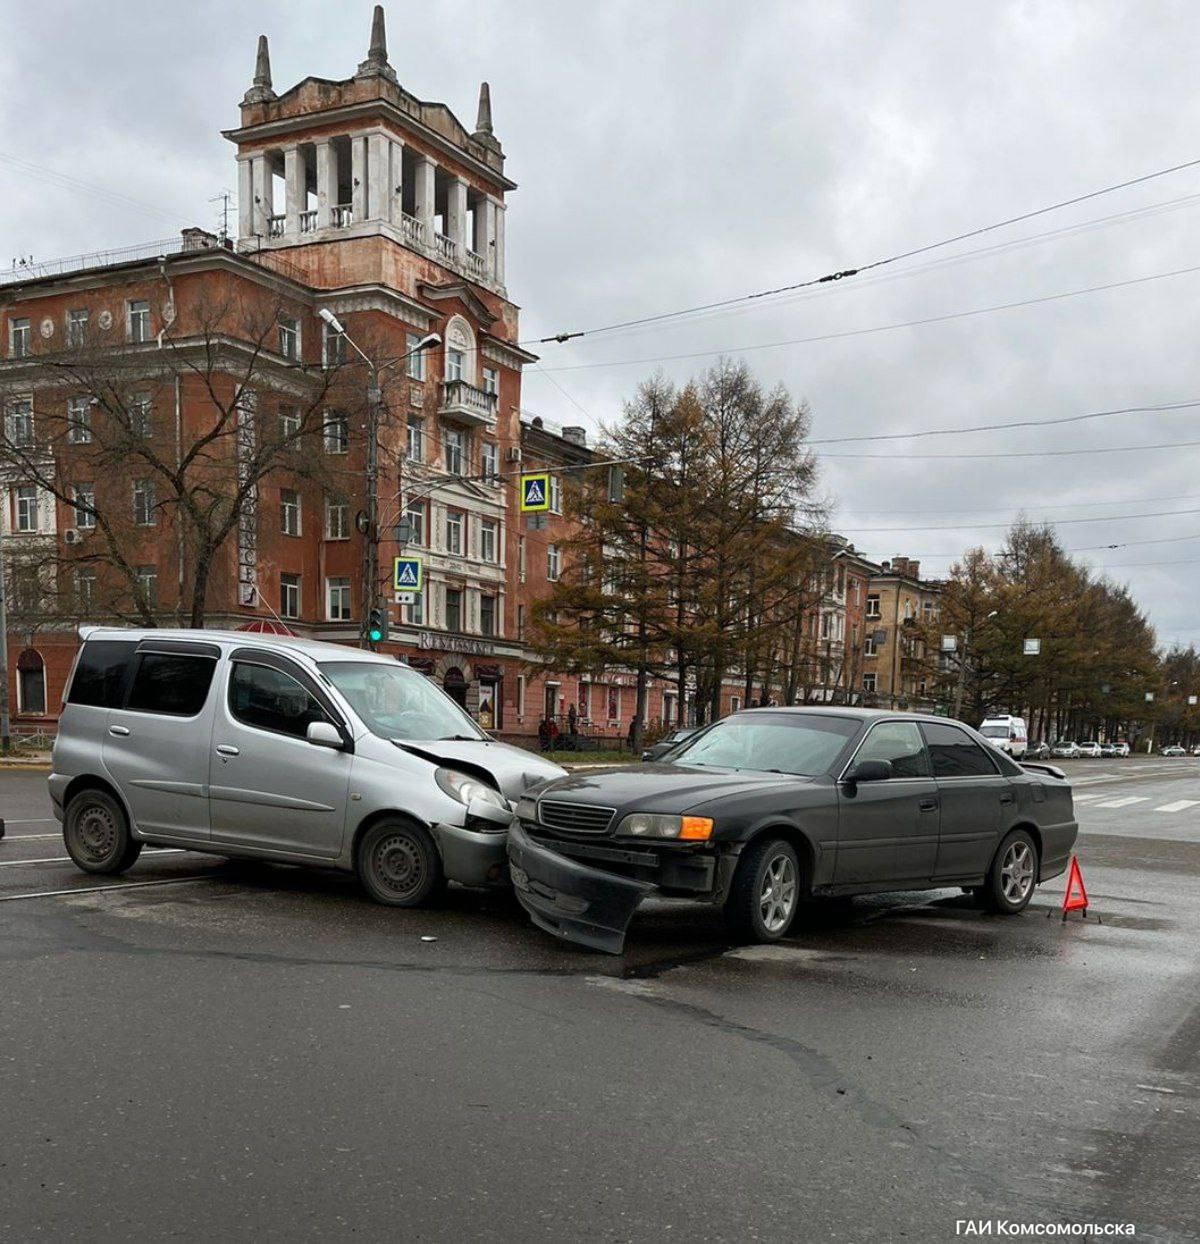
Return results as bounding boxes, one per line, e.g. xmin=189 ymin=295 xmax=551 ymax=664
xmin=864 ymin=633 xmax=878 ymax=657
xmin=126 ymin=652 xmax=216 ymax=716
xmin=517 ymin=604 xmax=525 ymax=639
xmin=229 ymin=661 xmax=331 ymax=740
xmin=863 ymin=673 xmax=877 ymax=693
xmin=322 ymin=321 xmax=345 ymax=366
xmin=9 ymin=317 xmax=30 ymax=358
xmin=279 ymin=406 xmax=300 ymax=440
xmin=548 ymin=474 xmax=562 ymax=514
xmin=406 ymin=417 xmax=423 ymax=462
xmin=73 ymin=484 xmax=96 ymax=530
xmin=865 ymin=594 xmax=881 ymax=619
xmin=921 ymin=722 xmax=999 ymax=778
xmin=446 ymin=348 xmax=465 ymax=382
xmin=854 ymin=721 xmax=930 ymax=779
xmin=922 ymin=600 xmax=934 ymax=620
xmin=404 ymin=593 xmax=423 ymax=626
xmin=16 ymin=650 xmax=46 ymax=716
xmin=280 ymin=488 xmax=301 ymax=536
xmin=481 ymin=440 xmax=499 ymax=483
xmin=135 ymin=564 xmax=157 ymax=608
xmin=67 ymin=396 xmax=92 ymax=444
xmin=517 ymin=536 xmax=526 ymax=583
xmin=445 ymin=588 xmax=462 ymax=632
xmin=11 ymin=564 xmax=39 ymax=612
xmin=326 ymin=576 xmax=352 ymax=621
xmin=132 ymin=480 xmax=155 ymax=526
xmin=517 ymin=674 xmax=526 ymax=717
xmin=730 ymin=696 xmax=742 ymax=714
xmin=444 ymin=426 xmax=464 ymax=475
xmin=7 ymin=398 xmax=34 ymax=447
xmin=280 ymin=573 xmax=301 ymax=619
xmin=127 ymin=300 xmax=150 ymax=344
xmin=404 ymin=500 xmax=425 ymax=547
xmin=446 ymin=510 xmax=463 ymax=555
xmin=480 ymin=594 xmax=496 ymax=637
xmin=68 ymin=639 xmax=137 ymax=707
xmin=75 ymin=566 xmax=96 ymax=611
xmin=482 ymin=366 xmax=498 ymax=396
xmin=323 ymin=411 xmax=348 ymax=454
xmin=406 ymin=332 xmax=426 ymax=381
xmin=607 ymin=686 xmax=620 ymax=722
xmin=278 ymin=316 xmax=299 ymax=360
xmin=547 ymin=543 xmax=561 ymax=581
xmin=129 ymin=393 xmax=152 ymax=438
xmin=14 ymin=485 xmax=38 ymax=533
xmin=480 ymin=518 xmax=497 ymax=563
xmin=325 ymin=495 xmax=349 ymax=540
xmin=66 ymin=308 xmax=89 ymax=348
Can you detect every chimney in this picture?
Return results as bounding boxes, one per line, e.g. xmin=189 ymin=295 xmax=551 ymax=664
xmin=561 ymin=425 xmax=587 ymax=447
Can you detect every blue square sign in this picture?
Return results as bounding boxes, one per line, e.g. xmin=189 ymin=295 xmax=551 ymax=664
xmin=393 ymin=557 xmax=423 ymax=592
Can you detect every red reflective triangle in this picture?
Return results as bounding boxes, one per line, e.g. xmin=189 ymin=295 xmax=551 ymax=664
xmin=1062 ymin=855 xmax=1088 ymax=913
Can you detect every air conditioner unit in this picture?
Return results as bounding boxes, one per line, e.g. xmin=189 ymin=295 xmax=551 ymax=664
xmin=505 ymin=447 xmax=522 ymax=463
xmin=63 ymin=528 xmax=82 ymax=546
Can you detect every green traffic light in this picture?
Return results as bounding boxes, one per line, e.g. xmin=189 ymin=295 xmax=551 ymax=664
xmin=368 ymin=627 xmax=383 ymax=643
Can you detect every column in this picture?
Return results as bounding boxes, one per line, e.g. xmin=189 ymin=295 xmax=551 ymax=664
xmin=251 ymin=154 xmax=272 ymax=237
xmin=284 ymin=145 xmax=304 ymax=237
xmin=237 ymin=157 xmax=253 ymax=238
xmin=447 ymin=177 xmax=468 ymax=252
xmin=476 ymin=198 xmax=497 ymax=272
xmin=367 ymin=131 xmax=388 ymax=220
xmin=493 ymin=201 xmax=506 ymax=284
xmin=315 ymin=139 xmax=335 ymax=228
xmin=415 ymin=156 xmax=436 ymax=243
xmin=389 ymin=137 xmax=405 ymax=224
xmin=351 ymin=136 xmax=367 ymax=222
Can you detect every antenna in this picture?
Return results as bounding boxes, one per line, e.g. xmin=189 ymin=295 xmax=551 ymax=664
xmin=209 ymin=190 xmax=233 ymax=243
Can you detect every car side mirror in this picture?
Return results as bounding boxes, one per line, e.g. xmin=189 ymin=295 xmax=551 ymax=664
xmin=307 ymin=721 xmax=345 ymax=750
xmin=845 ymin=758 xmax=893 ymax=784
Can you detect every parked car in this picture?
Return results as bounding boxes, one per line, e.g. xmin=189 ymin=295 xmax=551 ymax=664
xmin=979 ymin=714 xmax=1028 ymax=758
xmin=1099 ymin=743 xmax=1116 ymax=758
xmin=641 ymin=726 xmax=700 ymax=764
xmin=50 ymin=629 xmax=565 ymax=903
xmin=1113 ymin=742 xmax=1130 ymax=758
xmin=1077 ymin=741 xmax=1102 ymax=758
xmin=1161 ymin=745 xmax=1187 ymax=757
xmin=1026 ymin=741 xmax=1051 ymax=761
xmin=508 ymin=707 xmax=1078 ymax=953
xmin=1192 ymin=745 xmax=1200 ymax=757
xmin=1051 ymin=741 xmax=1081 ymax=759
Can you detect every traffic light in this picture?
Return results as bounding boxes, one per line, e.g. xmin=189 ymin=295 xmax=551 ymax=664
xmin=367 ymin=605 xmax=389 ymax=646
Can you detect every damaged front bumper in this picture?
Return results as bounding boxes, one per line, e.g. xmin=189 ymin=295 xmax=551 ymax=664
xmin=431 ymin=797 xmax=514 ymax=889
xmin=507 ymin=820 xmax=655 ymax=955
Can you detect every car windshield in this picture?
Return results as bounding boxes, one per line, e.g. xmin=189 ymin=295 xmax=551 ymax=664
xmin=981 ymin=725 xmax=1010 ymax=738
xmin=668 ymin=712 xmax=860 ymax=776
xmin=319 ymin=661 xmax=486 ymax=742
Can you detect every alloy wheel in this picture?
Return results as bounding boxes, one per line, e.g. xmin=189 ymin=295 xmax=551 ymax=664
xmin=1000 ymin=840 xmax=1035 ymax=904
xmin=759 ymin=853 xmax=797 ymax=933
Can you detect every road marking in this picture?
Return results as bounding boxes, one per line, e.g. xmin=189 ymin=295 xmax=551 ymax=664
xmin=1072 ymin=793 xmax=1103 ymax=802
xmin=1094 ymin=796 xmax=1150 ymax=808
xmin=0 ymin=817 xmax=57 ymax=825
xmin=0 ymin=849 xmax=187 ymax=868
xmin=0 ymin=876 xmax=213 ymax=903
xmin=1154 ymin=800 xmax=1200 ymax=814
xmin=3 ymin=832 xmax=61 ymax=841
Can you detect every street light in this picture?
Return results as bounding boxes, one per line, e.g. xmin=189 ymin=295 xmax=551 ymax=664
xmin=953 ymin=609 xmax=998 ymax=720
xmin=316 ymin=308 xmax=440 ymax=648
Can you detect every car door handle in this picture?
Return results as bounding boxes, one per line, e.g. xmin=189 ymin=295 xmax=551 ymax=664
xmin=215 ymin=744 xmax=240 ymax=757
xmin=999 ymin=793 xmax=1016 ymax=805
xmin=108 ymin=725 xmax=131 ymax=737
xmin=919 ymin=797 xmax=939 ymax=811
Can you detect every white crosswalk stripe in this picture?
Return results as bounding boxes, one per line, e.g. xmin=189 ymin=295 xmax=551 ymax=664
xmin=1071 ymin=793 xmax=1103 ymax=802
xmin=1154 ymin=800 xmax=1200 ymax=814
xmin=1094 ymin=796 xmax=1150 ymax=809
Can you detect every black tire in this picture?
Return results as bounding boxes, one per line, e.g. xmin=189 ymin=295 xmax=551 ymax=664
xmin=63 ymin=788 xmax=142 ymax=875
xmin=724 ymin=837 xmax=802 ymax=943
xmin=356 ymin=819 xmax=444 ymax=907
xmin=979 ymin=828 xmax=1039 ymax=914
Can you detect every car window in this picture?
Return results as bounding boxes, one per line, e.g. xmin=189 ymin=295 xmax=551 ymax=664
xmin=125 ymin=653 xmax=216 ymax=717
xmin=67 ymin=640 xmax=137 ymax=707
xmin=230 ymin=661 xmax=332 ymax=740
xmin=669 ymin=712 xmax=860 ymax=776
xmin=921 ymin=722 xmax=1000 ymax=778
xmin=319 ymin=660 xmax=485 ymax=742
xmin=855 ymin=721 xmax=931 ymax=778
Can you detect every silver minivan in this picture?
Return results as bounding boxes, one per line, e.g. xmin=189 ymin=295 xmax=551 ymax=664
xmin=49 ymin=629 xmax=565 ymax=904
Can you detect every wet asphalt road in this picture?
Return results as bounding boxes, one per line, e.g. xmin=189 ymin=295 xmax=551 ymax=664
xmin=1 ymin=760 xmax=1198 ymax=1242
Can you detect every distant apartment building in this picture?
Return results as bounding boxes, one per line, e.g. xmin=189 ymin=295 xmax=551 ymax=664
xmin=860 ymin=556 xmax=942 ymax=709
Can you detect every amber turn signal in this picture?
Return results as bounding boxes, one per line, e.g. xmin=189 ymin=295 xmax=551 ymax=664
xmin=678 ymin=816 xmax=714 ymax=841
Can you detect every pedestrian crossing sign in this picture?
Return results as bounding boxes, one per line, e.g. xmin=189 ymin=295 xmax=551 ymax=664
xmin=520 ymin=472 xmax=551 ymax=513
xmin=393 ymin=557 xmax=423 ymax=592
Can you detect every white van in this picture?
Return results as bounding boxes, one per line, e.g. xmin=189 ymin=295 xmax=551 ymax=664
xmin=979 ymin=715 xmax=1028 ymax=758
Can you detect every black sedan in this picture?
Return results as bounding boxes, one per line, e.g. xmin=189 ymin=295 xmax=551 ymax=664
xmin=508 ymin=707 xmax=1078 ymax=954
xmin=640 ymin=726 xmax=700 ymax=763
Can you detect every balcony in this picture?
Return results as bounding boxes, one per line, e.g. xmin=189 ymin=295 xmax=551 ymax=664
xmin=439 ymin=379 xmax=497 ymax=428
xmin=401 ymin=213 xmax=427 ymax=247
xmin=299 ymin=210 xmax=317 ymax=234
xmin=463 ymin=248 xmax=486 ymax=280
xmin=434 ymin=233 xmax=459 ymax=264
xmin=333 ymin=204 xmax=353 ymax=228
xmin=267 ymin=215 xmax=286 ymax=238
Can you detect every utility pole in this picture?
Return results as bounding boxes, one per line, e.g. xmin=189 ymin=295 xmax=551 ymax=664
xmin=953 ymin=608 xmax=998 ymax=720
xmin=0 ymin=529 xmax=9 ymax=753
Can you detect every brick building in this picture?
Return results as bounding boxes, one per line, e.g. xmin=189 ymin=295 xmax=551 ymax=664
xmin=860 ymin=556 xmax=943 ymax=710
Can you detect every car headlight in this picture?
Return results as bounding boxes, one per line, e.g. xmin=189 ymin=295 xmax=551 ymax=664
xmin=435 ymin=768 xmax=509 ymax=811
xmin=615 ymin=813 xmax=713 ymax=841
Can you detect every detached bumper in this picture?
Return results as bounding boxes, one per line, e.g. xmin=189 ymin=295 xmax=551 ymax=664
xmin=431 ymin=821 xmax=510 ymax=889
xmin=507 ymin=821 xmax=654 ymax=955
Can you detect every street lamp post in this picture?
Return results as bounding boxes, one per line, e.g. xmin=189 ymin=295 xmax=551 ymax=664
xmin=317 ymin=309 xmax=439 ymax=649
xmin=953 ymin=609 xmax=998 ymax=721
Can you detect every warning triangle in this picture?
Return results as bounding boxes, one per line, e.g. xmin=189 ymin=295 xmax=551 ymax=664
xmin=1061 ymin=855 xmax=1088 ymax=916
xmin=396 ymin=563 xmax=418 ymax=587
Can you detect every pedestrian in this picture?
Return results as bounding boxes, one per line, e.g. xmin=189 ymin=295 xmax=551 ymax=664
xmin=538 ymin=717 xmax=550 ymax=752
xmin=547 ymin=717 xmax=559 ymax=749
xmin=567 ymin=702 xmax=577 ymax=737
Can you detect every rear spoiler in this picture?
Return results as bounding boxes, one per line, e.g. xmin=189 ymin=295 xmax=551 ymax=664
xmin=1020 ymin=762 xmax=1067 ymax=780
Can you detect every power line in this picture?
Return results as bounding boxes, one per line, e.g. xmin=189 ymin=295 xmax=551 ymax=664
xmin=817 ymin=434 xmax=1200 ymax=461
xmin=837 ymin=490 xmax=1200 ymax=517
xmin=526 ymin=154 xmax=1200 ymax=346
xmin=0 ymin=151 xmax=188 ymax=226
xmin=839 ymin=505 xmax=1200 ymax=535
xmin=535 ymin=261 xmax=1200 ymax=374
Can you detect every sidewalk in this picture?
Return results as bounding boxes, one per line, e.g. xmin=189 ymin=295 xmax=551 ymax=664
xmin=0 ymin=751 xmax=52 ymax=771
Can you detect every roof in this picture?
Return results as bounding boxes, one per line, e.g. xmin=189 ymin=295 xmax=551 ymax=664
xmin=740 ymin=705 xmax=947 ymax=724
xmin=81 ymin=627 xmax=400 ymax=666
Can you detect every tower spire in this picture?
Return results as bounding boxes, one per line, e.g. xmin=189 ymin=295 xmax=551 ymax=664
xmin=474 ymin=82 xmax=493 ymax=136
xmin=241 ymin=34 xmax=276 ymax=105
xmin=356 ymin=5 xmax=398 ymax=83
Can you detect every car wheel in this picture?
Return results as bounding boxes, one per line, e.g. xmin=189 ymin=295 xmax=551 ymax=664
xmin=356 ymin=819 xmax=445 ymax=907
xmin=63 ymin=788 xmax=142 ymax=875
xmin=980 ymin=829 xmax=1039 ymax=914
xmin=724 ymin=837 xmax=802 ymax=943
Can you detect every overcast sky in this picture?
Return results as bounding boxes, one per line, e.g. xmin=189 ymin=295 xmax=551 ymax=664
xmin=4 ymin=2 xmax=1200 ymax=645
